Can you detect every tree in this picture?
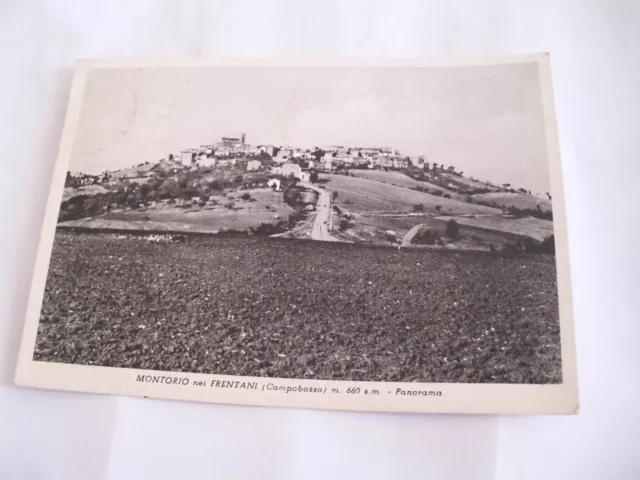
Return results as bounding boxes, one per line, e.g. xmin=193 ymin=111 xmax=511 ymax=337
xmin=413 ymin=204 xmax=424 ymax=212
xmin=339 ymin=218 xmax=354 ymax=231
xmin=309 ymin=171 xmax=319 ymax=183
xmin=446 ymin=219 xmax=459 ymax=240
xmin=332 ymin=191 xmax=338 ymax=200
xmin=435 ymin=205 xmax=442 ymax=212
xmin=241 ymin=192 xmax=252 ymax=201
xmin=234 ymin=175 xmax=244 ymax=184
xmin=414 ymin=229 xmax=438 ymax=245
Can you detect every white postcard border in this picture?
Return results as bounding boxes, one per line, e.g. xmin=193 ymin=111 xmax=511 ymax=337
xmin=15 ymin=54 xmax=579 ymax=415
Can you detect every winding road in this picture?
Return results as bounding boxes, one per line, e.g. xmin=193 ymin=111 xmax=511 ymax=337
xmin=300 ymin=182 xmax=337 ymax=242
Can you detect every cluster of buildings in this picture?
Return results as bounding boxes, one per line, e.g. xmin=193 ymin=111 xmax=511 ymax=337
xmin=170 ymin=134 xmax=429 ymax=183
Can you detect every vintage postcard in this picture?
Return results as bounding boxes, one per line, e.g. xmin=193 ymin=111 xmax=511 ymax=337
xmin=15 ymin=55 xmax=578 ymax=414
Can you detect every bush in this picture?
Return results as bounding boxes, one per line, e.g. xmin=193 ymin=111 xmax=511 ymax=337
xmin=339 ymin=218 xmax=354 ymax=231
xmin=284 ymin=187 xmax=304 ymax=208
xmin=443 ymin=193 xmax=451 ymax=199
xmin=413 ymin=204 xmax=424 ymax=213
xmin=241 ymin=193 xmax=252 ymax=201
xmin=446 ymin=219 xmax=459 ymax=240
xmin=252 ymin=222 xmax=280 ymax=236
xmin=288 ymin=208 xmax=306 ymax=227
xmin=414 ymin=229 xmax=438 ymax=245
xmin=435 ymin=205 xmax=442 ymax=212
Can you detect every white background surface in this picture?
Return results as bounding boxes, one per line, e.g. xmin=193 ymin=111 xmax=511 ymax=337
xmin=1 ymin=1 xmax=639 ymax=479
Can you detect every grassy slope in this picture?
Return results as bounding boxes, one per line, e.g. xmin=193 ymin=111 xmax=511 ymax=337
xmin=429 ymin=171 xmax=499 ymax=191
xmin=472 ymin=192 xmax=552 ymax=212
xmin=437 ymin=216 xmax=554 ymax=242
xmin=61 ymin=185 xmax=109 ymax=201
xmin=60 ymin=188 xmax=294 ymax=233
xmin=36 ymin=232 xmax=562 ymax=384
xmin=321 ymin=174 xmax=501 ymax=214
xmin=349 ymin=169 xmax=459 ymax=197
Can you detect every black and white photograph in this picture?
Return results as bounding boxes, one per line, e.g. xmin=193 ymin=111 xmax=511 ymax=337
xmin=16 ymin=56 xmax=577 ymax=413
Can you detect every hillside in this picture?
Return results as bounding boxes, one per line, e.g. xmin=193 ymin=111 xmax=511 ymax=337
xmin=427 ymin=171 xmax=499 ymax=192
xmin=320 ymin=174 xmax=501 ymax=215
xmin=59 ymin=154 xmax=554 ymax=254
xmin=349 ymin=169 xmax=459 ymax=197
xmin=61 ymin=185 xmax=109 ymax=202
xmin=472 ymin=192 xmax=552 ymax=212
xmin=439 ymin=215 xmax=553 ymax=242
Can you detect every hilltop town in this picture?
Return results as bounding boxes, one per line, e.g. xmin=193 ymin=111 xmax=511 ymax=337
xmin=60 ymin=134 xmax=554 ymax=252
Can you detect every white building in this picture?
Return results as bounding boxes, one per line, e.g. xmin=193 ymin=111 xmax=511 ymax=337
xmin=267 ymin=178 xmax=282 ymax=191
xmin=273 ymin=149 xmax=293 ymax=164
xmin=179 ymin=150 xmax=193 ymax=165
xmin=247 ymin=159 xmax=262 ymax=171
xmin=199 ymin=157 xmax=217 ymax=168
xmin=259 ymin=145 xmax=278 ymax=156
xmin=282 ymin=162 xmax=302 ymax=178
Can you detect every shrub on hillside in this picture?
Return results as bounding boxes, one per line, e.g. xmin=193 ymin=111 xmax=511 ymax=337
xmin=288 ymin=208 xmax=306 ymax=228
xmin=339 ymin=218 xmax=354 ymax=231
xmin=284 ymin=187 xmax=304 ymax=208
xmin=414 ymin=229 xmax=439 ymax=245
xmin=446 ymin=219 xmax=460 ymax=240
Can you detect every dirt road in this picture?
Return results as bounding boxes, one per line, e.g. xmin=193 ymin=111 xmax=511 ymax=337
xmin=301 ymin=182 xmax=336 ymax=242
xmin=401 ymin=223 xmax=425 ymax=247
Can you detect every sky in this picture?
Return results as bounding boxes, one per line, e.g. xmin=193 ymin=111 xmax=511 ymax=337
xmin=70 ymin=62 xmax=551 ymax=193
